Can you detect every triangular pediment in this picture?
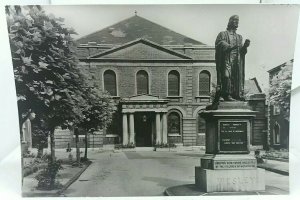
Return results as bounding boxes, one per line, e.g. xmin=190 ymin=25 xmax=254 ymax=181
xmin=89 ymin=38 xmax=192 ymax=60
xmin=125 ymin=94 xmax=160 ymax=101
xmin=121 ymin=94 xmax=169 ymax=103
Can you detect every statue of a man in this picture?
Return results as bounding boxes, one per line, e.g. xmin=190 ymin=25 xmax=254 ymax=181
xmin=215 ymin=15 xmax=250 ymax=102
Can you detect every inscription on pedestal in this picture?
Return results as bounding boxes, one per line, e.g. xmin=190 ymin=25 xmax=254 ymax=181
xmin=213 ymin=160 xmax=256 ymax=169
xmin=219 ymin=121 xmax=248 ymax=153
xmin=216 ymin=176 xmax=256 ymax=187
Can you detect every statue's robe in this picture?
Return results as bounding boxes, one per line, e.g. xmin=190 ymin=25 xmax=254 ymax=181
xmin=215 ymin=30 xmax=247 ymax=100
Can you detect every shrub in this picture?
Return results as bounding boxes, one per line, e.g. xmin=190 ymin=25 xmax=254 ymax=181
xmin=23 ymin=150 xmax=36 ymax=158
xmin=35 ymin=156 xmax=63 ymax=190
xmin=122 ymin=143 xmax=135 ymax=148
xmin=154 ymin=143 xmax=175 ymax=148
xmin=254 ymin=150 xmax=264 ymax=164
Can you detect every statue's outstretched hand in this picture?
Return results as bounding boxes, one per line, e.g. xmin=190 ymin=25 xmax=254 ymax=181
xmin=244 ymin=39 xmax=250 ymax=48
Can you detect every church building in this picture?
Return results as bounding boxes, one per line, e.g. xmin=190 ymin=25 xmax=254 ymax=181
xmin=74 ymin=14 xmax=266 ymax=148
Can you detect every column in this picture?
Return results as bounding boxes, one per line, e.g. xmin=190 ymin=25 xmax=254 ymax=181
xmin=162 ymin=113 xmax=168 ymax=144
xmin=156 ymin=112 xmax=161 ymax=144
xmin=122 ymin=113 xmax=128 ymax=145
xmin=129 ymin=113 xmax=135 ymax=145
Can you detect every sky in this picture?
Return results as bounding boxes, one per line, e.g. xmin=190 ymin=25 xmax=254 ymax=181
xmin=44 ymin=5 xmax=299 ymax=88
xmin=41 ymin=5 xmax=299 ymax=91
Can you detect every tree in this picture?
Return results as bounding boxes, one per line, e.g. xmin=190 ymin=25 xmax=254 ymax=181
xmin=6 ymin=5 xmax=86 ymax=166
xmin=32 ymin=117 xmax=48 ymax=158
xmin=269 ymin=59 xmax=293 ymax=121
xmin=78 ymin=88 xmax=116 ymax=161
xmin=6 ymin=6 xmax=116 ymax=189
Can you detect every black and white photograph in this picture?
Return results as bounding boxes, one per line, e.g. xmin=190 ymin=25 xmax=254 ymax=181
xmin=1 ymin=2 xmax=299 ymax=198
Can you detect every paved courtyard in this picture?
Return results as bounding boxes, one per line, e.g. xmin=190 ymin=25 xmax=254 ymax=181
xmin=62 ymin=149 xmax=289 ymax=197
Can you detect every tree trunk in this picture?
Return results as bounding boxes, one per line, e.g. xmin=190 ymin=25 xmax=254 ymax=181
xmin=84 ymin=129 xmax=88 ymax=160
xmin=20 ymin=132 xmax=24 ymax=186
xmin=75 ymin=129 xmax=80 ymax=163
xmin=49 ymin=128 xmax=56 ymax=189
xmin=50 ymin=128 xmax=55 ymax=163
xmin=37 ymin=144 xmax=44 ymax=158
xmin=19 ymin=116 xmax=28 ymax=186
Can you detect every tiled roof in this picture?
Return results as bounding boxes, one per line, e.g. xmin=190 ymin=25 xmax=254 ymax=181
xmin=245 ymin=78 xmax=263 ymax=95
xmin=76 ymin=15 xmax=204 ymax=46
xmin=267 ymin=59 xmax=294 ymax=74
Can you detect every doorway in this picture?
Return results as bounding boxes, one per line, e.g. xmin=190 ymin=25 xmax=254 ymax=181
xmin=134 ymin=112 xmax=154 ymax=147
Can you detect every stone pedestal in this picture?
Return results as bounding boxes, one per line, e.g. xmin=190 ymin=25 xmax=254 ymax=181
xmin=195 ymin=167 xmax=265 ymax=192
xmin=195 ymin=102 xmax=265 ymax=193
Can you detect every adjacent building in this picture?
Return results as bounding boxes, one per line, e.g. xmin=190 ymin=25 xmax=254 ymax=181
xmin=267 ymin=60 xmax=292 ymax=149
xmin=245 ymin=78 xmax=268 ymax=149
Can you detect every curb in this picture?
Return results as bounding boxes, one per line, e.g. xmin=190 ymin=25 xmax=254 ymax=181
xmin=257 ymin=165 xmax=289 ymax=176
xmin=164 ymin=188 xmax=175 ymax=196
xmin=22 ymin=161 xmax=92 ymax=197
xmin=56 ymin=160 xmax=92 ymax=196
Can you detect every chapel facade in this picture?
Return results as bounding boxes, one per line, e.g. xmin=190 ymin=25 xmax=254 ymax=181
xmin=74 ymin=14 xmax=266 ymax=148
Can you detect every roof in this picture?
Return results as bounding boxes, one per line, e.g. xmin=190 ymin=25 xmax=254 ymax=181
xmin=76 ymin=15 xmax=204 ymax=46
xmin=267 ymin=59 xmax=294 ymax=74
xmin=88 ymin=38 xmax=192 ymax=60
xmin=245 ymin=78 xmax=263 ymax=95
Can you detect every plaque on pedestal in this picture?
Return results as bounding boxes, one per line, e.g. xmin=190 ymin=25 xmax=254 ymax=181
xmin=219 ymin=120 xmax=249 ymax=153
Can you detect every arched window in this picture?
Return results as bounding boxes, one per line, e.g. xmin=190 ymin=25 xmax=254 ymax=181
xmin=168 ymin=112 xmax=181 ymax=135
xmin=136 ymin=70 xmax=149 ymax=95
xmin=104 ymin=70 xmax=117 ymax=96
xmin=199 ymin=71 xmax=210 ymax=95
xmin=274 ymin=122 xmax=280 ymax=144
xmin=168 ymin=70 xmax=180 ymax=96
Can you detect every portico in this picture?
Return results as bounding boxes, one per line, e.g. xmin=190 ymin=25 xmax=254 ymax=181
xmin=121 ymin=95 xmax=169 ymax=146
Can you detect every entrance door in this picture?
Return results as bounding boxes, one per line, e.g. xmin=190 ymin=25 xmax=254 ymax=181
xmin=134 ymin=112 xmax=153 ymax=147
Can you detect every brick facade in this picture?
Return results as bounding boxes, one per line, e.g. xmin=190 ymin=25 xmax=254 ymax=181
xmin=78 ymin=59 xmax=217 ymax=147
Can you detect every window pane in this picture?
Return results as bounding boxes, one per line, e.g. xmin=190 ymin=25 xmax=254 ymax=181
xmin=168 ymin=112 xmax=180 ymax=134
xmin=104 ymin=70 xmax=117 ymax=96
xmin=168 ymin=71 xmax=180 ymax=96
xmin=137 ymin=70 xmax=149 ymax=94
xmin=199 ymin=71 xmax=210 ymax=95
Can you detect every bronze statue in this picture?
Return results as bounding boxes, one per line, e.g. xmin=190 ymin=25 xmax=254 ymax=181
xmin=214 ymin=15 xmax=250 ymax=102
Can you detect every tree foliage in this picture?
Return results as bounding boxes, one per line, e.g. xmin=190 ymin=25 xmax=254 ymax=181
xmin=6 ymin=6 xmax=115 ymax=162
xmin=79 ymin=88 xmax=116 ymax=131
xmin=269 ymin=60 xmax=293 ymax=121
xmin=6 ymin=6 xmax=85 ymax=131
